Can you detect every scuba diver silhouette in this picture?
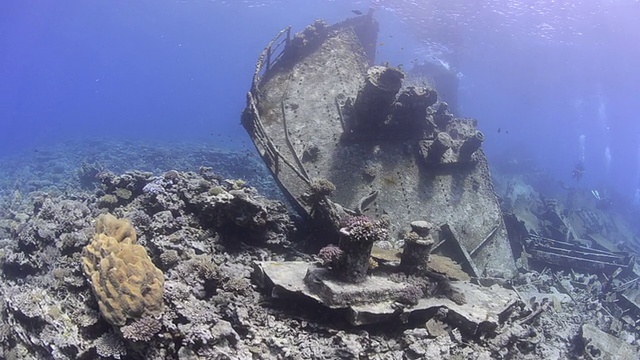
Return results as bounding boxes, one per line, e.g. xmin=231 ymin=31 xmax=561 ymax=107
xmin=572 ymin=161 xmax=585 ymax=181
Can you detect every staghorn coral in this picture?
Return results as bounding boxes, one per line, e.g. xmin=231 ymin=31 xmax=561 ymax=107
xmin=340 ymin=215 xmax=389 ymax=243
xmin=188 ymin=254 xmax=219 ymax=281
xmin=82 ymin=213 xmax=164 ymax=326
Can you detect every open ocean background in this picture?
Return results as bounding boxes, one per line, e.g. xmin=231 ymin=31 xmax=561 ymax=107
xmin=2 ymin=0 xmax=640 ymax=204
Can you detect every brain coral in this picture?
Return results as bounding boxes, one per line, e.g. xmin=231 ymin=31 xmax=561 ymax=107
xmin=82 ymin=213 xmax=164 ymax=326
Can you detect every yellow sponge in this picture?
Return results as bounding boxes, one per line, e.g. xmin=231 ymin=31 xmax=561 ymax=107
xmin=82 ymin=214 xmax=164 ymax=326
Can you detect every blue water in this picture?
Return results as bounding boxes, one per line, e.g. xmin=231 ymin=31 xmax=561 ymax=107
xmin=2 ymin=0 xmax=640 ymax=199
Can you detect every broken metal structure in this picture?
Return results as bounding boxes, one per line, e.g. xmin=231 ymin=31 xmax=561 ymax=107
xmin=505 ymin=193 xmax=636 ymax=275
xmin=254 ymin=261 xmax=519 ymax=329
xmin=504 ymin=187 xmax=640 ymax=334
xmin=527 ymin=235 xmax=634 ymax=274
xmin=580 ymin=323 xmax=638 ymax=360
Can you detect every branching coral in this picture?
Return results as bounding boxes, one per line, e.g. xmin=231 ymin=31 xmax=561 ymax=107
xmin=95 ymin=331 xmax=127 ymax=359
xmin=339 ymin=215 xmax=389 ymax=243
xmin=120 ymin=315 xmax=163 ymax=342
xmin=318 ymin=244 xmax=344 ymax=266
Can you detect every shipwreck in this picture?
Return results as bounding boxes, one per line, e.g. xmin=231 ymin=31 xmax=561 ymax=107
xmin=241 ymin=11 xmax=516 ymax=278
xmin=239 ymin=13 xmax=640 ymax=360
xmin=239 ymin=12 xmax=524 ymax=328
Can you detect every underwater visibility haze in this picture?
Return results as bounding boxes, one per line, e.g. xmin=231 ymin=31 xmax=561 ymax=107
xmin=0 ymin=0 xmax=640 ymax=195
xmin=2 ymin=1 xmax=640 ymax=195
xmin=2 ymin=1 xmax=640 ymax=359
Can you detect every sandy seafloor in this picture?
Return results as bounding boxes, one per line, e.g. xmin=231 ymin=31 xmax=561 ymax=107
xmin=0 ymin=138 xmax=639 ymax=359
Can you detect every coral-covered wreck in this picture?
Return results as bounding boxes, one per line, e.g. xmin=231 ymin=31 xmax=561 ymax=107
xmin=242 ymin=11 xmax=519 ymax=327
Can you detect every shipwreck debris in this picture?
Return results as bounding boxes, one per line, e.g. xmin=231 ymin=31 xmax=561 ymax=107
xmin=254 ymin=261 xmax=519 ymax=330
xmin=580 ymin=323 xmax=638 ymax=360
xmin=527 ymin=234 xmax=635 ymax=274
xmin=351 ymin=65 xmax=405 ymax=135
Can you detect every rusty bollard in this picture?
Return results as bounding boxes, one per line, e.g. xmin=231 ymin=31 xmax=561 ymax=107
xmin=337 ymin=216 xmax=388 ymax=283
xmin=401 ymin=221 xmax=435 ymax=275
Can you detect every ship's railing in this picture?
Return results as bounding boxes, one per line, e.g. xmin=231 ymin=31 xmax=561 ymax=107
xmin=251 ymin=26 xmax=291 ymax=93
xmin=244 ymin=25 xmax=312 ymax=187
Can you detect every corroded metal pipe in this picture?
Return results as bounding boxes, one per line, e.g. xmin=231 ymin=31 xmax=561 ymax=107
xmin=353 ymin=66 xmax=404 ymax=132
xmin=427 ymin=131 xmax=453 ymax=163
xmin=401 ymin=236 xmax=435 ymax=275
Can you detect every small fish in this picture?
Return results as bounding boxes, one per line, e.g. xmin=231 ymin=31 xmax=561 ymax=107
xmin=356 ymin=190 xmax=379 ymax=215
xmin=497 ymin=128 xmax=501 ymax=133
xmin=351 ymin=9 xmax=363 ymax=15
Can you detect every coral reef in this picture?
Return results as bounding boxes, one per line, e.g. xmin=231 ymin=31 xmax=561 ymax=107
xmin=0 ymin=164 xmax=295 ymax=359
xmin=1 ymin=140 xmax=640 ymax=359
xmin=77 ymin=161 xmax=104 ymax=189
